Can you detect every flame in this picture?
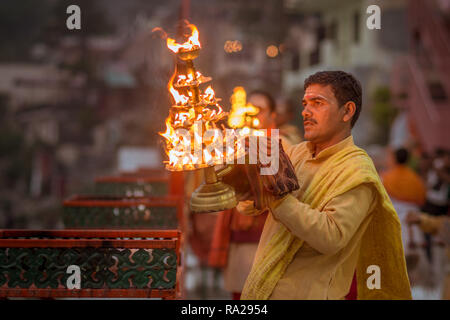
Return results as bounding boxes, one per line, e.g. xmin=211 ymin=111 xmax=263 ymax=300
xmin=228 ymin=87 xmax=260 ymax=129
xmin=159 ymin=23 xmax=253 ymax=170
xmin=203 ymin=86 xmax=215 ymax=103
xmin=167 ymin=23 xmax=201 ymax=53
xmin=174 ymin=112 xmax=191 ymax=127
xmin=167 ymin=69 xmax=189 ymax=105
xmin=169 ymin=86 xmax=189 ymax=105
xmin=160 ymin=118 xmax=174 ymax=142
xmin=176 ymin=71 xmax=203 ymax=86
xmin=203 ymin=149 xmax=212 ymax=164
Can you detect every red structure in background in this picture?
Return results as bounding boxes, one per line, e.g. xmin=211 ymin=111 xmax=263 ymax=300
xmin=391 ymin=0 xmax=450 ymax=153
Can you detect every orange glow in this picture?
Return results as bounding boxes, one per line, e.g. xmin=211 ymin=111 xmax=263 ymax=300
xmin=167 ymin=23 xmax=201 ymax=53
xmin=167 ymin=69 xmax=189 ymax=105
xmin=266 ymin=45 xmax=279 ymax=58
xmin=228 ymin=87 xmax=259 ymax=128
xmin=203 ymin=86 xmax=215 ymax=103
xmin=224 ymin=40 xmax=243 ymax=53
xmin=159 ymin=23 xmax=262 ymax=171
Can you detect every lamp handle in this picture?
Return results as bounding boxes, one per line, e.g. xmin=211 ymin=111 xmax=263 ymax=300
xmin=215 ymin=164 xmax=235 ymax=179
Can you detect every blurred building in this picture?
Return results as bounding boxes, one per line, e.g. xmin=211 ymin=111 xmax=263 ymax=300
xmin=391 ymin=0 xmax=450 ymax=153
xmin=0 ymin=64 xmax=70 ymax=110
xmin=282 ymin=0 xmax=409 ymax=146
xmin=188 ymin=0 xmax=285 ymax=107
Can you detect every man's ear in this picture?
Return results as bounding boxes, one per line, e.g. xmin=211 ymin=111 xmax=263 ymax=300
xmin=342 ymin=101 xmax=356 ymax=124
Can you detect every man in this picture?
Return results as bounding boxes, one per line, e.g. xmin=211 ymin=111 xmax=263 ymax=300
xmin=210 ymin=90 xmax=300 ymax=299
xmin=236 ymin=71 xmax=411 ymax=299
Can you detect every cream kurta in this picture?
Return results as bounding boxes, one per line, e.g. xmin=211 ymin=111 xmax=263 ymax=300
xmin=239 ymin=135 xmax=378 ymax=299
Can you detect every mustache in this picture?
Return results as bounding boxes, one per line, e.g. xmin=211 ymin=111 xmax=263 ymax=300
xmin=303 ymin=118 xmax=317 ymax=124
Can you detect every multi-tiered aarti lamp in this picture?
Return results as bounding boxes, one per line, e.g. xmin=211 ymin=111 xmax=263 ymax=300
xmin=159 ymin=22 xmax=239 ymax=213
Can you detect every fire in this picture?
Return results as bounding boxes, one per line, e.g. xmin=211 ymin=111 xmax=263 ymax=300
xmin=166 ymin=23 xmax=201 ymax=53
xmin=159 ymin=22 xmax=231 ymax=171
xmin=203 ymin=86 xmax=215 ymax=103
xmin=169 ymin=85 xmax=189 ymax=105
xmin=159 ymin=23 xmax=265 ymax=171
xmin=176 ymin=71 xmax=203 ymax=86
xmin=167 ymin=69 xmax=189 ymax=105
xmin=228 ymin=86 xmax=265 ymax=135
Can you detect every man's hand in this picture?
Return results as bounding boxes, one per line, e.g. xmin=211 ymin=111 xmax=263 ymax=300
xmin=221 ymin=136 xmax=299 ymax=210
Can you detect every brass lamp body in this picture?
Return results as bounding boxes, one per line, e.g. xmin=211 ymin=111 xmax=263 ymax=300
xmin=190 ymin=166 xmax=237 ymax=213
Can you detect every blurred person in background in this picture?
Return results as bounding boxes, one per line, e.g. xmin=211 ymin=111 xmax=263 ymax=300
xmin=406 ymin=210 xmax=450 ymax=299
xmin=419 ymin=152 xmax=433 ymax=181
xmin=381 ymin=148 xmax=427 ymax=286
xmin=209 ymin=90 xmax=302 ymax=300
xmin=275 ymin=97 xmax=303 ymax=146
xmin=424 ymin=149 xmax=450 ymax=216
xmin=422 ymin=148 xmax=450 ymax=262
xmin=381 ymin=148 xmax=426 ymax=207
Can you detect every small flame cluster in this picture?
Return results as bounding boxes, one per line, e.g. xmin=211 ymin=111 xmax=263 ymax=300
xmin=166 ymin=24 xmax=200 ymax=53
xmin=228 ymin=86 xmax=264 ymax=135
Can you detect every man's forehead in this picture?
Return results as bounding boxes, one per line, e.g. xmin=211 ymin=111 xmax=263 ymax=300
xmin=303 ymin=85 xmax=337 ymax=103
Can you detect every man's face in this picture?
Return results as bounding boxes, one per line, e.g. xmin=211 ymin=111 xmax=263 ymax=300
xmin=301 ymin=84 xmax=347 ymax=143
xmin=248 ymin=93 xmax=275 ymax=129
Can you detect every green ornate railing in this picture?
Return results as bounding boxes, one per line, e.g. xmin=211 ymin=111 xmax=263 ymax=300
xmin=0 ymin=229 xmax=181 ymax=299
xmin=62 ymin=196 xmax=184 ymax=230
xmin=0 ymin=247 xmax=176 ymax=289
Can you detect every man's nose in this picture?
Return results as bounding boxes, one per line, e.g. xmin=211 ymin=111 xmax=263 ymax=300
xmin=302 ymin=105 xmax=312 ymax=119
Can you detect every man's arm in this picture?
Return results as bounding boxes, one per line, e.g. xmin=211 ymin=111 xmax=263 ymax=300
xmin=268 ymin=184 xmax=376 ymax=255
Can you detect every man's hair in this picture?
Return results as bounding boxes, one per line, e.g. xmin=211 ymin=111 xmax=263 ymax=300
xmin=304 ymin=71 xmax=362 ymax=127
xmin=249 ymin=90 xmax=276 ymax=113
xmin=395 ymin=148 xmax=409 ymax=165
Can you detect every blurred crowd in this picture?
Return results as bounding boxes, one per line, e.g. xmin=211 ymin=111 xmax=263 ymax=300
xmin=382 ymin=146 xmax=450 ymax=299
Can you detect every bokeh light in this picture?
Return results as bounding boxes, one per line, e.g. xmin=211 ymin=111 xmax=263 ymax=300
xmin=266 ymin=45 xmax=279 ymax=58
